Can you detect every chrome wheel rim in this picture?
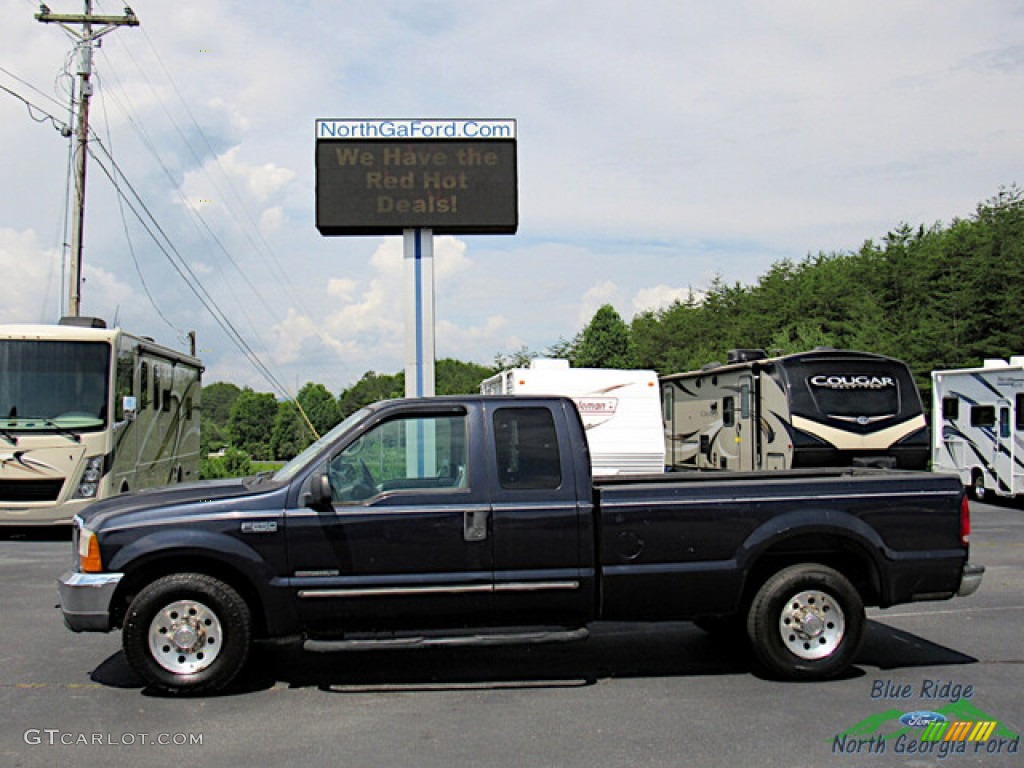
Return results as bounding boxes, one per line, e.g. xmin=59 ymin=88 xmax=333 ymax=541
xmin=148 ymin=599 xmax=223 ymax=674
xmin=779 ymin=589 xmax=845 ymax=660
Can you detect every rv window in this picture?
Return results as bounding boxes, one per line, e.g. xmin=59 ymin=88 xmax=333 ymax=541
xmin=139 ymin=362 xmax=149 ymax=410
xmin=153 ymin=366 xmax=162 ymax=412
xmin=942 ymin=397 xmax=959 ymax=421
xmin=115 ymin=342 xmax=134 ymax=422
xmin=970 ymin=405 xmax=996 ymax=428
xmin=723 ymin=397 xmax=735 ymax=427
xmin=740 ymin=384 xmax=751 ymax=419
xmin=1000 ymin=408 xmax=1011 ymax=439
xmin=1017 ymin=395 xmax=1024 ymax=431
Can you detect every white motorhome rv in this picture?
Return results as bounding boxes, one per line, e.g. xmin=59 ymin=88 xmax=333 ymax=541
xmin=0 ymin=318 xmax=203 ymax=525
xmin=480 ymin=359 xmax=665 ymax=475
xmin=932 ymin=357 xmax=1024 ymax=500
xmin=661 ymin=348 xmax=928 ymax=472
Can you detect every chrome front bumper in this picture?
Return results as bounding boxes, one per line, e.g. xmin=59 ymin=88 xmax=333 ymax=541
xmin=958 ymin=563 xmax=985 ymax=598
xmin=57 ymin=570 xmax=124 ymax=632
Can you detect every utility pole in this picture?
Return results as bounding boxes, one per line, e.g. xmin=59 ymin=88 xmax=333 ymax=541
xmin=36 ymin=2 xmax=138 ymax=317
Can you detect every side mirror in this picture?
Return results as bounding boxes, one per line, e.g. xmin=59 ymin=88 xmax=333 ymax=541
xmin=304 ymin=470 xmax=333 ymax=510
xmin=121 ymin=396 xmax=137 ymax=421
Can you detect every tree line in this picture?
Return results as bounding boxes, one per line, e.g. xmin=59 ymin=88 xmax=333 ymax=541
xmin=202 ymin=186 xmax=1024 ymax=475
xmin=200 ymin=359 xmax=494 ymax=475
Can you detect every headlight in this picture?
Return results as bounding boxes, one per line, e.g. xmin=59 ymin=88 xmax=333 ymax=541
xmin=78 ymin=526 xmax=103 ymax=573
xmin=73 ymin=456 xmax=105 ymax=499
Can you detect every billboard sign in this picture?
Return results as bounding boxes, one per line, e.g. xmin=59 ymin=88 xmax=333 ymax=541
xmin=315 ymin=119 xmax=518 ymax=235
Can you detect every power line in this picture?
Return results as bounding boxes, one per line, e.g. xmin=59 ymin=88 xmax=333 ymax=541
xmin=0 ymin=81 xmax=71 ymax=136
xmin=94 ymin=71 xmax=184 ymax=338
xmin=86 ymin=130 xmax=318 ymax=435
xmin=88 ymin=73 xmax=282 ymax=366
xmin=85 ymin=136 xmax=294 ymax=403
xmin=0 ymin=64 xmax=68 ymax=112
xmin=93 ymin=8 xmax=341 ymax=388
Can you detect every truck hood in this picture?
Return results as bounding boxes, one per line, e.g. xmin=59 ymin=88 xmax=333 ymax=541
xmin=79 ymin=476 xmax=272 ymax=530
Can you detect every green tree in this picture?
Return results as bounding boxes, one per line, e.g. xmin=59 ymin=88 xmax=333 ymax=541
xmin=297 ymin=381 xmax=342 ymax=436
xmin=338 ymin=370 xmax=404 ymax=417
xmin=200 ymin=446 xmax=252 ymax=480
xmin=435 ymin=358 xmax=495 ymax=394
xmin=227 ymin=388 xmax=278 ymax=459
xmin=199 ymin=420 xmax=226 ymax=458
xmin=270 ymin=401 xmax=308 ymax=460
xmin=202 ymin=382 xmax=241 ymax=425
xmin=575 ymin=304 xmax=635 ymax=368
xmin=493 ymin=345 xmax=537 ymax=370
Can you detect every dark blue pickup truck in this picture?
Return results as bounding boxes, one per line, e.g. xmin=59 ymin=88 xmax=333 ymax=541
xmin=58 ymin=396 xmax=983 ymax=694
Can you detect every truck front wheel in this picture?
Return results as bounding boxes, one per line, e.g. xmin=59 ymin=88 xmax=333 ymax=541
xmin=746 ymin=563 xmax=864 ymax=680
xmin=122 ymin=573 xmax=252 ymax=695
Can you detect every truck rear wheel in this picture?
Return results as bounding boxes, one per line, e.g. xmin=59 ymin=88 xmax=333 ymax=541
xmin=123 ymin=573 xmax=251 ymax=695
xmin=746 ymin=563 xmax=864 ymax=680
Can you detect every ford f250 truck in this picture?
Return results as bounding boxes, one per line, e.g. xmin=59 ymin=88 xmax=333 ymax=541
xmin=58 ymin=396 xmax=984 ymax=694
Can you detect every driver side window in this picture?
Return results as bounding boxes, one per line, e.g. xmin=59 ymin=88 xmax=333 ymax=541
xmin=328 ymin=412 xmax=468 ymax=503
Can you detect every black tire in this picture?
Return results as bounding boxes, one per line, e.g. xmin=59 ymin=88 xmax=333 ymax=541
xmin=746 ymin=563 xmax=864 ymax=681
xmin=123 ymin=573 xmax=251 ymax=695
xmin=972 ymin=471 xmax=986 ymax=502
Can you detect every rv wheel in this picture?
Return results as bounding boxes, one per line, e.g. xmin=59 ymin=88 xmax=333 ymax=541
xmin=971 ymin=472 xmax=986 ymax=502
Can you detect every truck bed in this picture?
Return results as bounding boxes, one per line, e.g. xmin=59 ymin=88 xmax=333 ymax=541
xmin=592 ymin=467 xmax=966 ymax=620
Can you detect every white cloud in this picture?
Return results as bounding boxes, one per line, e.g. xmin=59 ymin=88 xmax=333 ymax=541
xmin=0 ymin=228 xmax=61 ymax=323
xmin=259 ymin=206 xmax=284 ymax=235
xmin=631 ymin=285 xmax=695 ymax=315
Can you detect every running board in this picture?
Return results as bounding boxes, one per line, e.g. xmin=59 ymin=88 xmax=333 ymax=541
xmin=304 ymin=627 xmax=590 ymax=653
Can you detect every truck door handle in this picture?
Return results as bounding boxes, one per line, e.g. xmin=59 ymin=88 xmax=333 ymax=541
xmin=464 ymin=509 xmax=489 ymax=542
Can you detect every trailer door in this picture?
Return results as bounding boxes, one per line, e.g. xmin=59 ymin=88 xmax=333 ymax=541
xmin=739 ymin=375 xmax=757 ymax=470
xmin=995 ymin=399 xmax=1014 ymax=495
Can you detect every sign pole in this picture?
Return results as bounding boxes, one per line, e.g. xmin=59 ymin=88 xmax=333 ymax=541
xmin=404 ymin=228 xmax=435 ymax=398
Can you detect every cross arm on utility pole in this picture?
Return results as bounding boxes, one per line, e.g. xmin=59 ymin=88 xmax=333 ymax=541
xmin=35 ymin=5 xmax=139 ymax=38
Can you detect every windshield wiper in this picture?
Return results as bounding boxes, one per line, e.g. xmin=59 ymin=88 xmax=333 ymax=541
xmin=0 ymin=429 xmax=16 ymax=446
xmin=247 ymin=470 xmax=275 ymax=487
xmin=40 ymin=420 xmax=82 ymax=443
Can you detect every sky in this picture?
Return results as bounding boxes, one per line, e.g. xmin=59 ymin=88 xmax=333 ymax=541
xmin=2 ymin=0 xmax=1023 ymax=396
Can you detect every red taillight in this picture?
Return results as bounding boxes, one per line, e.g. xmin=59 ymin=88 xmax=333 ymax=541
xmin=960 ymin=494 xmax=971 ymax=547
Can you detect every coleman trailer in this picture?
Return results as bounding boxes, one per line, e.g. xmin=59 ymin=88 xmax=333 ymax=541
xmin=480 ymin=359 xmax=665 ymax=475
xmin=661 ymin=348 xmax=928 ymax=472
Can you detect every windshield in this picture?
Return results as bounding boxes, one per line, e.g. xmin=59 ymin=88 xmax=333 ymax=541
xmin=0 ymin=340 xmax=111 ymax=431
xmin=273 ymin=407 xmax=373 ymax=482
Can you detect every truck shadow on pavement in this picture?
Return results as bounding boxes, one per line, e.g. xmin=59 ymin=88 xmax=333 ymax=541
xmin=89 ymin=619 xmax=977 ymax=697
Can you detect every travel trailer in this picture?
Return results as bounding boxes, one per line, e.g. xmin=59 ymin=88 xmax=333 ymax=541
xmin=0 ymin=318 xmax=202 ymax=524
xmin=661 ymin=348 xmax=928 ymax=471
xmin=480 ymin=359 xmax=664 ymax=475
xmin=932 ymin=357 xmax=1024 ymax=500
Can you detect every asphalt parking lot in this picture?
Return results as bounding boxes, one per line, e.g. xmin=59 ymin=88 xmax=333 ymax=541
xmin=1 ymin=501 xmax=1021 ymax=768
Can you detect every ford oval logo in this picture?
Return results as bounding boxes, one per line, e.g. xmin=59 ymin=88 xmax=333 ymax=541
xmin=900 ymin=711 xmax=947 ymax=728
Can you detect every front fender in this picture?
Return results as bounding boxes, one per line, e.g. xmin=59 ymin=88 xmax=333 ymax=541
xmin=105 ymin=528 xmax=298 ymax=636
xmin=107 ymin=528 xmax=270 ymax=575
